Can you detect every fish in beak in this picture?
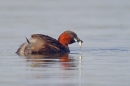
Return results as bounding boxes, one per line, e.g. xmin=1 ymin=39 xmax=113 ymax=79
xmin=78 ymin=41 xmax=82 ymax=49
xmin=74 ymin=38 xmax=83 ymax=49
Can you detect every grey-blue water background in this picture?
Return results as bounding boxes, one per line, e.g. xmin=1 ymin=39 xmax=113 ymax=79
xmin=0 ymin=0 xmax=130 ymax=86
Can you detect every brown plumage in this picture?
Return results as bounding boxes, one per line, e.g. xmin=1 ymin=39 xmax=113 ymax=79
xmin=16 ymin=30 xmax=83 ymax=55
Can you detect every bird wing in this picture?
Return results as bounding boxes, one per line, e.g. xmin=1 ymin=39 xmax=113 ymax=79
xmin=24 ymin=34 xmax=68 ymax=54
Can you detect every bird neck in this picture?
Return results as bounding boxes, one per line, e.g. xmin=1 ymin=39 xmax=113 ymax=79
xmin=58 ymin=32 xmax=71 ymax=47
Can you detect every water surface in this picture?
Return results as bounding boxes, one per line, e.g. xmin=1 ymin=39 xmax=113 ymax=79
xmin=0 ymin=0 xmax=130 ymax=86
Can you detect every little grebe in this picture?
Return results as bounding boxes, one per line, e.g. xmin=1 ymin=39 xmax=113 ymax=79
xmin=16 ymin=30 xmax=83 ymax=55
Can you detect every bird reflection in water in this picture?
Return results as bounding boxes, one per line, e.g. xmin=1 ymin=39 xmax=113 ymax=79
xmin=23 ymin=53 xmax=81 ymax=70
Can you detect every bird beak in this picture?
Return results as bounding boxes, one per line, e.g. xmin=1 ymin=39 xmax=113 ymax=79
xmin=74 ymin=38 xmax=83 ymax=48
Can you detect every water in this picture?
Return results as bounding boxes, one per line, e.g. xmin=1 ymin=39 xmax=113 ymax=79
xmin=0 ymin=0 xmax=130 ymax=86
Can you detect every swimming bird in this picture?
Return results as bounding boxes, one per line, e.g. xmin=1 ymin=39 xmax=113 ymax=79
xmin=16 ymin=30 xmax=83 ymax=55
